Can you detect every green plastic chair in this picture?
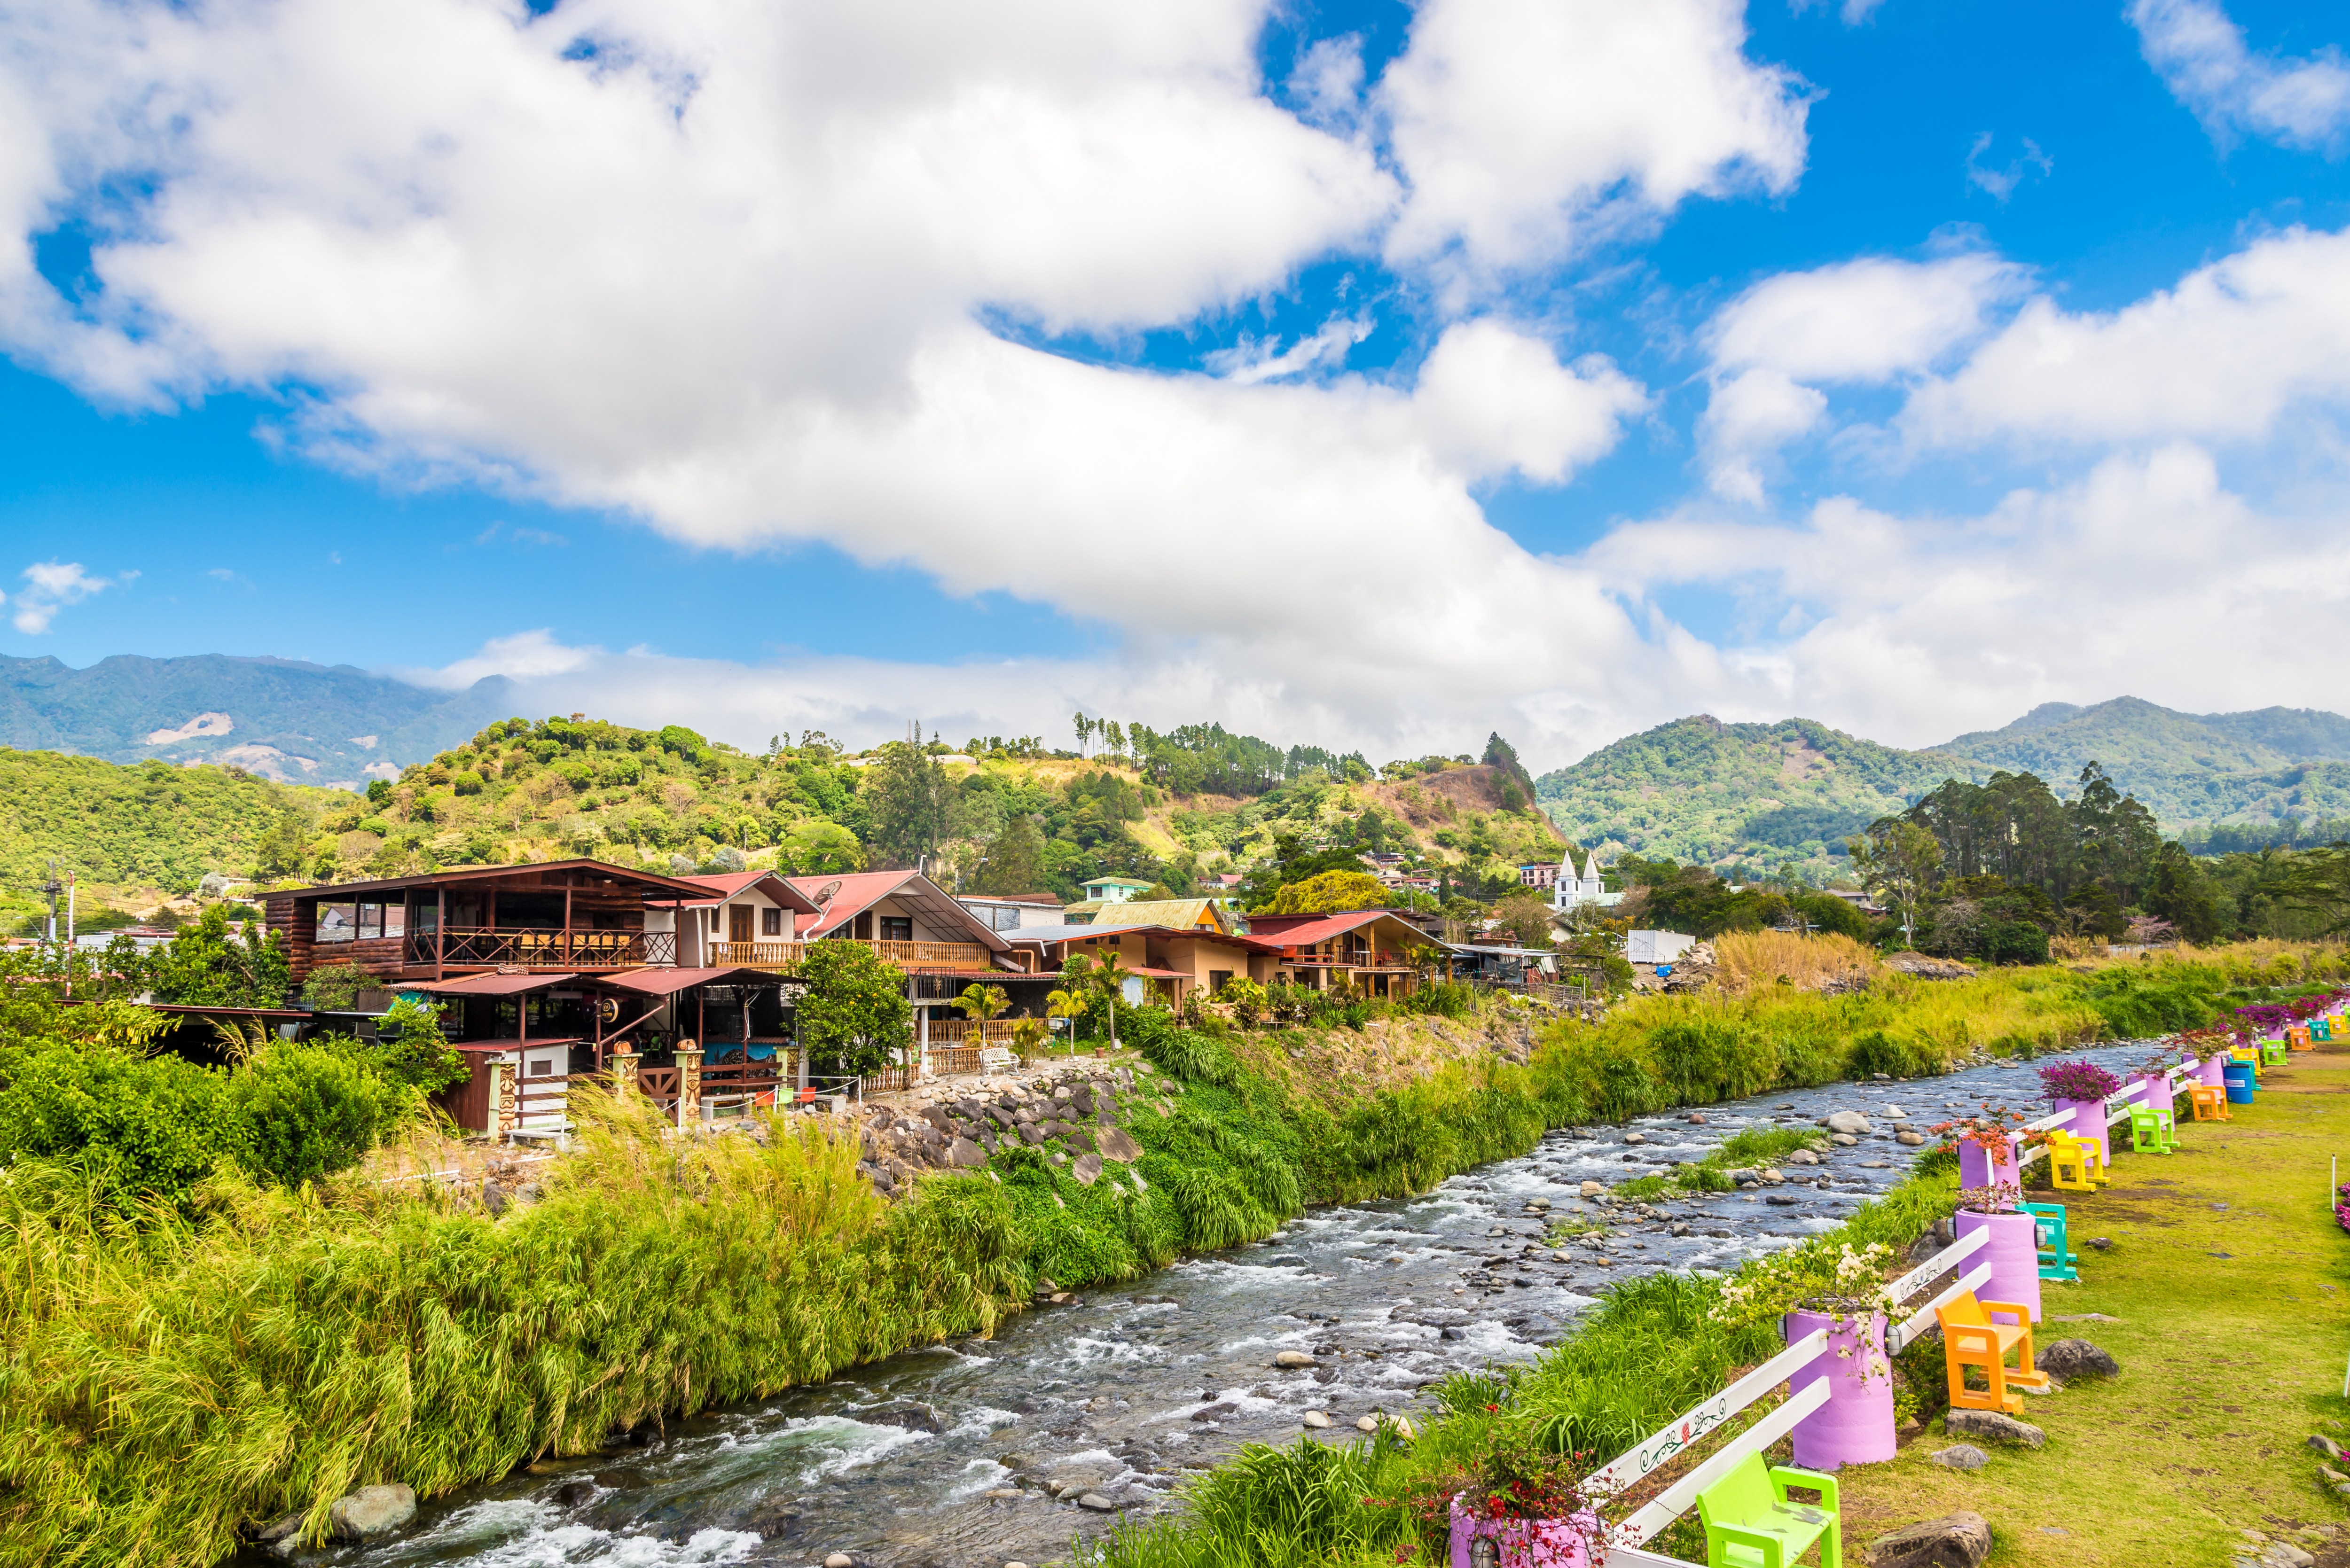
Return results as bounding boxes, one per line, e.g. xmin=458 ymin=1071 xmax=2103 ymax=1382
xmin=1696 ymin=1450 xmax=1842 ymax=1568
xmin=2127 ymin=1105 xmax=2177 ymax=1154
xmin=2021 ymin=1200 xmax=2079 ymax=1281
xmin=2259 ymin=1039 xmax=2288 ymax=1068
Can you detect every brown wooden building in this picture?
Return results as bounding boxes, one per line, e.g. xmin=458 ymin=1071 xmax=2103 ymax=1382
xmin=262 ymin=859 xmax=715 ymax=985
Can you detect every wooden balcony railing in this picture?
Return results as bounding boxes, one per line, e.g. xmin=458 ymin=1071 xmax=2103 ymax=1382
xmin=924 ymin=1018 xmax=1018 ymax=1045
xmin=708 ymin=938 xmax=993 ymax=969
xmin=411 ymin=928 xmax=676 ymax=970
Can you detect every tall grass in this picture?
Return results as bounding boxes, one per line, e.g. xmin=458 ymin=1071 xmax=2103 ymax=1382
xmin=1712 ymin=930 xmax=1879 ymax=995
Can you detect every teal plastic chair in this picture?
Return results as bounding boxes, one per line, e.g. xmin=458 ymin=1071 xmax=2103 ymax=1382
xmin=2127 ymin=1105 xmax=2177 ymax=1155
xmin=2021 ymin=1201 xmax=2078 ymax=1282
xmin=1696 ymin=1450 xmax=1842 ymax=1568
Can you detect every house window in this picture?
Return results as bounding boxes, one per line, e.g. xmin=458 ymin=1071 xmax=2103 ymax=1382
xmin=991 ymin=905 xmax=1024 ymax=931
xmin=761 ymin=907 xmax=783 ymax=936
xmin=1209 ymin=970 xmax=1232 ymax=994
xmin=880 ymin=916 xmax=913 ymax=943
xmin=317 ymin=903 xmax=356 ymax=943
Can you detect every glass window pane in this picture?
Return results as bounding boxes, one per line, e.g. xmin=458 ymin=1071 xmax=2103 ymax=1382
xmin=317 ymin=903 xmax=357 ymax=943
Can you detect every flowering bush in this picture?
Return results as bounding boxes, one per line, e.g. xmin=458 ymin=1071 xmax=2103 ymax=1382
xmin=1379 ymin=1431 xmax=1610 ymax=1565
xmin=1711 ymin=1238 xmax=1900 ymax=1330
xmin=2037 ymin=1059 xmax=2121 ymax=1103
xmin=2336 ymin=1182 xmax=2350 ymax=1238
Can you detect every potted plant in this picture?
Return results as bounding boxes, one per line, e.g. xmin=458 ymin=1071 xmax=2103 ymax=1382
xmin=1929 ymin=1106 xmax=2030 ymax=1197
xmin=1383 ymin=1429 xmax=1610 ymax=1568
xmin=1713 ymin=1238 xmax=1901 ymax=1467
xmin=2037 ymin=1058 xmax=2120 ymax=1144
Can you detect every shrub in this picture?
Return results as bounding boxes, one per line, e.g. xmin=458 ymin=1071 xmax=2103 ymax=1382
xmin=229 ymin=1045 xmax=415 ymax=1188
xmin=0 ymin=1041 xmax=245 ymax=1209
xmin=368 ymin=998 xmax=469 ymax=1092
xmin=1403 ymin=979 xmax=1476 ymax=1019
xmin=298 ymin=962 xmax=373 ymax=1012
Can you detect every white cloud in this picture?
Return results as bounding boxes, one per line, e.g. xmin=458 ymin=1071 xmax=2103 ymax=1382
xmin=8 ymin=560 xmax=112 ymax=633
xmin=1378 ymin=0 xmax=1810 ymax=284
xmin=402 ymin=628 xmax=595 ymax=690
xmin=2130 ymin=0 xmax=2350 ymax=152
xmin=1585 ymin=444 xmax=2346 ymax=748
xmin=1963 ymin=132 xmax=2052 ymax=201
xmin=1697 ymin=250 xmax=2026 ymax=497
xmin=1904 ymin=224 xmax=2350 ymax=449
xmin=1203 ymin=313 xmax=1371 ymax=384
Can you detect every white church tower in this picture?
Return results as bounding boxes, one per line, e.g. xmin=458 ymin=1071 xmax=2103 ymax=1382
xmin=1551 ymin=847 xmax=1623 ymax=913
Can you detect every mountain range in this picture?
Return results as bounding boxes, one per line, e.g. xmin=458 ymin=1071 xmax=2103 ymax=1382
xmin=1535 ymin=697 xmax=2350 ymax=872
xmin=0 ymin=654 xmax=515 ymax=790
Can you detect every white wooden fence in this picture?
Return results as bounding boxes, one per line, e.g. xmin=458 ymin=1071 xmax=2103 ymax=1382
xmin=1582 ymin=1054 xmax=2206 ymax=1563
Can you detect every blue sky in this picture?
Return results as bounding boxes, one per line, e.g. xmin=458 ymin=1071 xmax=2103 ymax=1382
xmin=2 ymin=0 xmax=2347 ymax=766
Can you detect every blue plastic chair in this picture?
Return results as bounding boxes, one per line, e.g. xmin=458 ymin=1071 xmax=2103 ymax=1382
xmin=2021 ymin=1201 xmax=2078 ymax=1282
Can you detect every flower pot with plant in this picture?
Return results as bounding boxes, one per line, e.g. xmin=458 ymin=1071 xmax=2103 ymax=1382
xmin=1931 ymin=1106 xmax=2029 ymax=1199
xmin=1714 ymin=1238 xmax=1902 ymax=1467
xmin=2036 ymin=1058 xmax=2120 ymax=1149
xmin=1379 ymin=1429 xmax=1611 ymax=1568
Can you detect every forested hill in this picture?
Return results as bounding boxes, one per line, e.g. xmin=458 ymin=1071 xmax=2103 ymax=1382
xmin=0 ymin=653 xmax=513 ymax=788
xmin=1538 ymin=698 xmax=2350 ymax=877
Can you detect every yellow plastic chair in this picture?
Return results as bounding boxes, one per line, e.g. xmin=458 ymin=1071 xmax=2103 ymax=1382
xmin=1937 ymin=1291 xmax=2050 ymax=1414
xmin=2044 ymin=1129 xmax=2107 ymax=1192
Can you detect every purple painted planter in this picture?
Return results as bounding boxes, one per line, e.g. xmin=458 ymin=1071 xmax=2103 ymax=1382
xmin=1955 ymin=1208 xmax=2041 ymax=1322
xmin=1955 ymin=1136 xmax=2021 ymax=1193
xmin=1784 ymin=1309 xmax=1895 ymax=1470
xmin=1448 ymin=1502 xmax=1596 ymax=1568
xmin=2198 ymin=1054 xmax=2228 ymax=1090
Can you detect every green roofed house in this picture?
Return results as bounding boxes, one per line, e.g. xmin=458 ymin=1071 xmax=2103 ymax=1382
xmin=1078 ymin=875 xmax=1154 ymax=903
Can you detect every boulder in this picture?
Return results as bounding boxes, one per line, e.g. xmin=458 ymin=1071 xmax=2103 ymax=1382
xmin=1786 ymin=1149 xmax=1820 ymax=1166
xmin=1623 ymin=1131 xmax=1647 ymax=1144
xmin=1825 ymin=1111 xmax=1872 ymax=1136
xmin=1579 ymin=1181 xmax=1605 ymax=1197
xmin=867 ymin=1401 xmax=945 ymax=1434
xmin=1928 ymin=1444 xmax=1989 ymax=1472
xmin=1097 ymin=1126 xmax=1142 ymax=1162
xmin=1866 ymin=1511 xmax=1994 ymax=1568
xmin=945 ymin=1137 xmax=988 ymax=1169
xmin=1302 ymin=1411 xmax=1332 ymax=1429
xmin=1071 ymin=1153 xmax=1104 ymax=1186
xmin=1274 ymin=1350 xmax=1319 ymax=1368
xmin=1896 ymin=1131 xmax=1926 ymax=1147
xmin=327 ymin=1484 xmax=417 ymax=1542
xmin=1832 ymin=1133 xmax=1860 ymax=1147
xmin=2037 ymin=1340 xmax=2119 ymax=1381
xmin=1076 ymin=1493 xmax=1118 ymax=1513
xmin=1944 ymin=1409 xmax=2044 ymax=1448
xmin=2311 ymin=1434 xmax=2346 ymax=1460
xmin=825 ymin=1555 xmax=856 ymax=1568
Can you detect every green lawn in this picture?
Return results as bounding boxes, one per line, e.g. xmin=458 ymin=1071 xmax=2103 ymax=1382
xmin=1835 ymin=1045 xmax=2350 ymax=1566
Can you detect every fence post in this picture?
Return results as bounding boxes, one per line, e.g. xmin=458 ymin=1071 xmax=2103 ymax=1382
xmin=491 ymin=1058 xmax=517 ymax=1139
xmin=675 ymin=1041 xmax=702 ymax=1128
xmin=613 ymin=1048 xmax=640 ymax=1097
xmin=1784 ymin=1309 xmax=1895 ymax=1469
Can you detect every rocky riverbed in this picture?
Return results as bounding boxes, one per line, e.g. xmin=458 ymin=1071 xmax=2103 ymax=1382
xmin=267 ymin=1041 xmax=2163 ymax=1568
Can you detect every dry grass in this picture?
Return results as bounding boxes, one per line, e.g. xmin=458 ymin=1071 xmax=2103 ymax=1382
xmin=1711 ymin=929 xmax=1880 ymax=995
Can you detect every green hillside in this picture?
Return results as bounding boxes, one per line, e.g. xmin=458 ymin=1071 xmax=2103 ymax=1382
xmin=1537 ymin=697 xmax=2350 ymax=877
xmin=1533 ymin=716 xmax=1974 ymax=875
xmin=0 ymin=749 xmax=347 ymax=921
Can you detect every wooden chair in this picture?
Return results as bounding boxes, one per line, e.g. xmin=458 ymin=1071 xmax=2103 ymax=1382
xmin=2187 ymin=1083 xmax=2231 ymax=1122
xmin=1696 ymin=1451 xmax=1842 ymax=1568
xmin=1935 ymin=1291 xmax=2049 ymax=1414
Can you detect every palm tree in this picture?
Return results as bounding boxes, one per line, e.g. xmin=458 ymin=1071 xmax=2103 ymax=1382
xmin=1084 ymin=948 xmax=1136 ymax=1052
xmin=954 ymin=982 xmax=1010 ymax=1044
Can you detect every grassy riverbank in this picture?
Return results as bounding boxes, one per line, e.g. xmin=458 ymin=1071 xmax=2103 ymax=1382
xmin=0 ymin=946 xmax=2333 ymax=1566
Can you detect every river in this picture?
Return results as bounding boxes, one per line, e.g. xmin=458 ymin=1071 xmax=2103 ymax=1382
xmin=280 ymin=1041 xmax=2157 ymax=1568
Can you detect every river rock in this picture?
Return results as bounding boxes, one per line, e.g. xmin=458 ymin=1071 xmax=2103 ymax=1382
xmin=1786 ymin=1149 xmax=1819 ymax=1166
xmin=1831 ymin=1132 xmax=1859 ymax=1147
xmin=1097 ymin=1126 xmax=1142 ymax=1162
xmin=1072 ymin=1153 xmax=1104 ymax=1185
xmin=1896 ymin=1130 xmax=1926 ymax=1146
xmin=1825 ymin=1111 xmax=1872 ymax=1136
xmin=1623 ymin=1131 xmax=1646 ymax=1144
xmin=1356 ymin=1416 xmax=1379 ymax=1432
xmin=1944 ymin=1409 xmax=2044 ymax=1447
xmin=1302 ymin=1411 xmax=1332 ymax=1428
xmin=1929 ymin=1444 xmax=1989 ymax=1471
xmin=2038 ymin=1339 xmax=2119 ymax=1380
xmin=1018 ymin=1123 xmax=1048 ymax=1146
xmin=868 ymin=1401 xmax=946 ymax=1433
xmin=945 ymin=1137 xmax=987 ymax=1169
xmin=1274 ymin=1350 xmax=1318 ymax=1368
xmin=1076 ymin=1493 xmax=1118 ymax=1512
xmin=327 ymin=1484 xmax=416 ymax=1541
xmin=1867 ymin=1511 xmax=1993 ymax=1568
xmin=1579 ymin=1181 xmax=1604 ymax=1197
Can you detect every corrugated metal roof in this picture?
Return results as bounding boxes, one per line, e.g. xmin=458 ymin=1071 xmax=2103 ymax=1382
xmin=409 ymin=971 xmax=581 ymax=996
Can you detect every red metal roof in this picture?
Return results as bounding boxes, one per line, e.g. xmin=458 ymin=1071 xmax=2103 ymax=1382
xmin=678 ymin=872 xmax=822 ymax=914
xmin=783 ymin=870 xmax=1008 ymax=949
xmin=599 ymin=966 xmax=787 ymax=997
xmin=410 ymin=972 xmax=581 ymax=996
xmin=1250 ymin=910 xmax=1415 ymax=949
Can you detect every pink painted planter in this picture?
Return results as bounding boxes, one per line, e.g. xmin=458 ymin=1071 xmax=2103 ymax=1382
xmin=1448 ymin=1502 xmax=1596 ymax=1568
xmin=1955 ymin=1136 xmax=2021 ymax=1193
xmin=1784 ymin=1309 xmax=1895 ymax=1470
xmin=2046 ymin=1098 xmax=2107 ymax=1167
xmin=2197 ymin=1054 xmax=2227 ymax=1090
xmin=1955 ymin=1208 xmax=2041 ymax=1322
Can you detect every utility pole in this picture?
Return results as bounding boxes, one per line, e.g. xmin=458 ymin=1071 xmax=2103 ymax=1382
xmin=39 ymin=860 xmax=61 ymax=946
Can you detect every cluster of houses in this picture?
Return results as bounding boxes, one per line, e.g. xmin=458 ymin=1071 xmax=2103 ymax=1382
xmin=247 ymin=855 xmax=1567 ymax=1137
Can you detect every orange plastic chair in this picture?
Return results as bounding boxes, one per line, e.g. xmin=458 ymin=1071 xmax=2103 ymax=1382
xmin=1935 ymin=1291 xmax=2049 ymax=1414
xmin=2187 ymin=1084 xmax=2230 ymax=1122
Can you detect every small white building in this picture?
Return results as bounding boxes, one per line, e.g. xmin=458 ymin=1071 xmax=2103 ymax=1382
xmin=1625 ymin=929 xmax=1698 ymax=966
xmin=1550 ymin=849 xmax=1625 ymax=913
xmin=955 ymin=891 xmax=1064 ymax=933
